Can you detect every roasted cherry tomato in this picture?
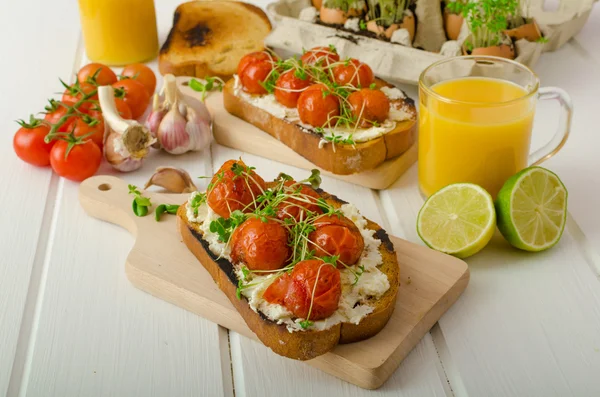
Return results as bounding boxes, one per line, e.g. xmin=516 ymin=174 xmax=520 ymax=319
xmin=333 ymin=58 xmax=374 ymax=88
xmin=276 ymin=180 xmax=322 ymax=221
xmin=300 ymin=46 xmax=340 ymax=67
xmin=50 ymin=139 xmax=102 ymax=181
xmin=44 ymin=104 xmax=77 ymax=132
xmin=264 ymin=259 xmax=341 ymax=321
xmin=309 ymin=215 xmax=365 ymax=267
xmin=73 ymin=113 xmax=105 ymax=149
xmin=121 ymin=63 xmax=157 ymax=95
xmin=274 ymin=70 xmax=312 ymax=108
xmin=77 ymin=63 xmax=118 ymax=86
xmin=112 ymin=79 xmax=150 ymax=119
xmin=13 ymin=119 xmax=53 ymax=167
xmin=239 ymin=60 xmax=273 ymax=95
xmin=348 ymin=88 xmax=390 ymax=127
xmin=237 ymin=51 xmax=276 ymax=77
xmin=207 ymin=160 xmax=267 ymax=218
xmin=62 ymin=81 xmax=97 ymax=112
xmin=230 ymin=217 xmax=290 ymax=271
xmin=297 ymin=84 xmax=340 ymax=127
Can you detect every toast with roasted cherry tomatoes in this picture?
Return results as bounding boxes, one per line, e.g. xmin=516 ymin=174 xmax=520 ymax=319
xmin=222 ymin=46 xmax=417 ymax=175
xmin=177 ymin=160 xmax=400 ymax=360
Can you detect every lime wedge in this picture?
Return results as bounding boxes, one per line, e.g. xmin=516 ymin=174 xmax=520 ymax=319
xmin=495 ymin=166 xmax=567 ymax=252
xmin=417 ymin=183 xmax=496 ymax=259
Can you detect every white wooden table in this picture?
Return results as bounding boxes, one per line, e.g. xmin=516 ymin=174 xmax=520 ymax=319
xmin=1 ymin=1 xmax=599 ymax=396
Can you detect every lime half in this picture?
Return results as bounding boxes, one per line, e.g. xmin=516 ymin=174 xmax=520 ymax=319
xmin=417 ymin=183 xmax=496 ymax=259
xmin=495 ymin=166 xmax=568 ymax=252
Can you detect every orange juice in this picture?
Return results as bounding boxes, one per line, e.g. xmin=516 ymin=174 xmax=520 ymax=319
xmin=78 ymin=0 xmax=159 ymax=65
xmin=418 ymin=77 xmax=536 ymax=198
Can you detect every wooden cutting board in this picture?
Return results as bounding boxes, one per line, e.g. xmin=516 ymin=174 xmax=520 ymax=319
xmin=79 ymin=175 xmax=469 ymax=389
xmin=178 ymin=79 xmax=418 ymax=191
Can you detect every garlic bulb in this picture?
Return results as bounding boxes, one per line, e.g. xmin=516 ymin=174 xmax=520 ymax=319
xmin=98 ymin=86 xmax=155 ymax=172
xmin=146 ymin=74 xmax=211 ymax=155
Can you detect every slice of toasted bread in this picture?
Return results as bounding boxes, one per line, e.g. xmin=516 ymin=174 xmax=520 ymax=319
xmin=177 ymin=185 xmax=400 ymax=360
xmin=159 ymin=1 xmax=272 ymax=79
xmin=222 ymin=78 xmax=417 ymax=175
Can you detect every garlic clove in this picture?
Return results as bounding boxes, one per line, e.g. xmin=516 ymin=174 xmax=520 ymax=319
xmin=185 ymin=106 xmax=212 ymax=152
xmin=144 ymin=166 xmax=198 ymax=193
xmin=99 ymin=86 xmax=155 ymax=172
xmin=157 ymin=106 xmax=190 ymax=154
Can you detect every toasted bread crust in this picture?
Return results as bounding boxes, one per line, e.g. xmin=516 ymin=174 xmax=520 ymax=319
xmin=159 ymin=1 xmax=272 ymax=79
xmin=177 ymin=186 xmax=399 ymax=360
xmin=222 ymin=79 xmax=417 ymax=175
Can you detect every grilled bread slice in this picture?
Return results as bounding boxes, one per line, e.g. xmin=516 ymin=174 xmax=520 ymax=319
xmin=177 ymin=186 xmax=400 ymax=360
xmin=159 ymin=1 xmax=272 ymax=79
xmin=222 ymin=78 xmax=417 ymax=175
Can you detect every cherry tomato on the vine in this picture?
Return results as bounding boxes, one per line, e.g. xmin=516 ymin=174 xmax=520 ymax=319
xmin=44 ymin=104 xmax=77 ymax=132
xmin=73 ymin=114 xmax=105 ymax=149
xmin=121 ymin=63 xmax=157 ymax=95
xmin=62 ymin=81 xmax=97 ymax=112
xmin=50 ymin=138 xmax=101 ymax=182
xmin=77 ymin=63 xmax=117 ymax=86
xmin=13 ymin=117 xmax=53 ymax=167
xmin=112 ymin=79 xmax=150 ymax=119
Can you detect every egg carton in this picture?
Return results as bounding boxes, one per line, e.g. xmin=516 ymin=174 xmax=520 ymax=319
xmin=264 ymin=0 xmax=595 ymax=85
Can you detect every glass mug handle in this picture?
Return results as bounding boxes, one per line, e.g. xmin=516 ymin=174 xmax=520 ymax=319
xmin=529 ymin=87 xmax=573 ymax=166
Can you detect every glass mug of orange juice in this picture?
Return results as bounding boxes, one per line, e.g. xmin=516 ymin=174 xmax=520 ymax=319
xmin=418 ymin=56 xmax=572 ymax=198
xmin=78 ymin=0 xmax=159 ymax=65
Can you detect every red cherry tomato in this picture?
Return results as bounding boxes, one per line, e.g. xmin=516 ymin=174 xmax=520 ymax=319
xmin=237 ymin=51 xmax=276 ymax=77
xmin=239 ymin=60 xmax=273 ymax=95
xmin=112 ymin=79 xmax=150 ymax=119
xmin=333 ymin=58 xmax=374 ymax=88
xmin=77 ymin=63 xmax=118 ymax=86
xmin=121 ymin=63 xmax=157 ymax=95
xmin=62 ymin=82 xmax=98 ymax=112
xmin=13 ymin=119 xmax=53 ymax=167
xmin=50 ymin=139 xmax=102 ymax=181
xmin=207 ymin=160 xmax=267 ymax=218
xmin=348 ymin=88 xmax=390 ymax=127
xmin=264 ymin=259 xmax=341 ymax=321
xmin=297 ymin=84 xmax=340 ymax=127
xmin=309 ymin=215 xmax=365 ymax=267
xmin=274 ymin=70 xmax=312 ymax=108
xmin=73 ymin=114 xmax=105 ymax=149
xmin=230 ymin=217 xmax=290 ymax=271
xmin=276 ymin=180 xmax=322 ymax=221
xmin=44 ymin=104 xmax=77 ymax=132
xmin=300 ymin=46 xmax=340 ymax=67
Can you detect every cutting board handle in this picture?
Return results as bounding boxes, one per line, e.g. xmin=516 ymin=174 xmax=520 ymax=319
xmin=79 ymin=175 xmax=140 ymax=236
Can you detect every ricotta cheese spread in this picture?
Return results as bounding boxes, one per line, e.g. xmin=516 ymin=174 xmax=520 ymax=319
xmin=232 ymin=75 xmax=413 ymax=143
xmin=185 ymin=193 xmax=391 ymax=333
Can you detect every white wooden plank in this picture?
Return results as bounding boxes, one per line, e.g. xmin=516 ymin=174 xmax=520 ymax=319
xmin=210 ymin=144 xmax=449 ymax=395
xmin=19 ymin=0 xmax=234 ymax=395
xmin=0 ymin=1 xmax=80 ymax=395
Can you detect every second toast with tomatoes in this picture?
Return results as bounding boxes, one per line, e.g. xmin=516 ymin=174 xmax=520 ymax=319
xmin=222 ymin=46 xmax=417 ymax=175
xmin=177 ymin=160 xmax=400 ymax=360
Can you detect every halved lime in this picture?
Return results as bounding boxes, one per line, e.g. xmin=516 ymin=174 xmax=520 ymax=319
xmin=417 ymin=183 xmax=496 ymax=259
xmin=495 ymin=166 xmax=567 ymax=252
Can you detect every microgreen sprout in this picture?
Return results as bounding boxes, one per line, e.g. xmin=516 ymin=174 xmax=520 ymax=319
xmin=128 ymin=184 xmax=152 ymax=217
xmin=189 ymin=76 xmax=225 ymax=101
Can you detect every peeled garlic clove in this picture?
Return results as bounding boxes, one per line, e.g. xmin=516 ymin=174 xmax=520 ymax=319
xmin=157 ymin=106 xmax=190 ymax=154
xmin=144 ymin=166 xmax=197 ymax=193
